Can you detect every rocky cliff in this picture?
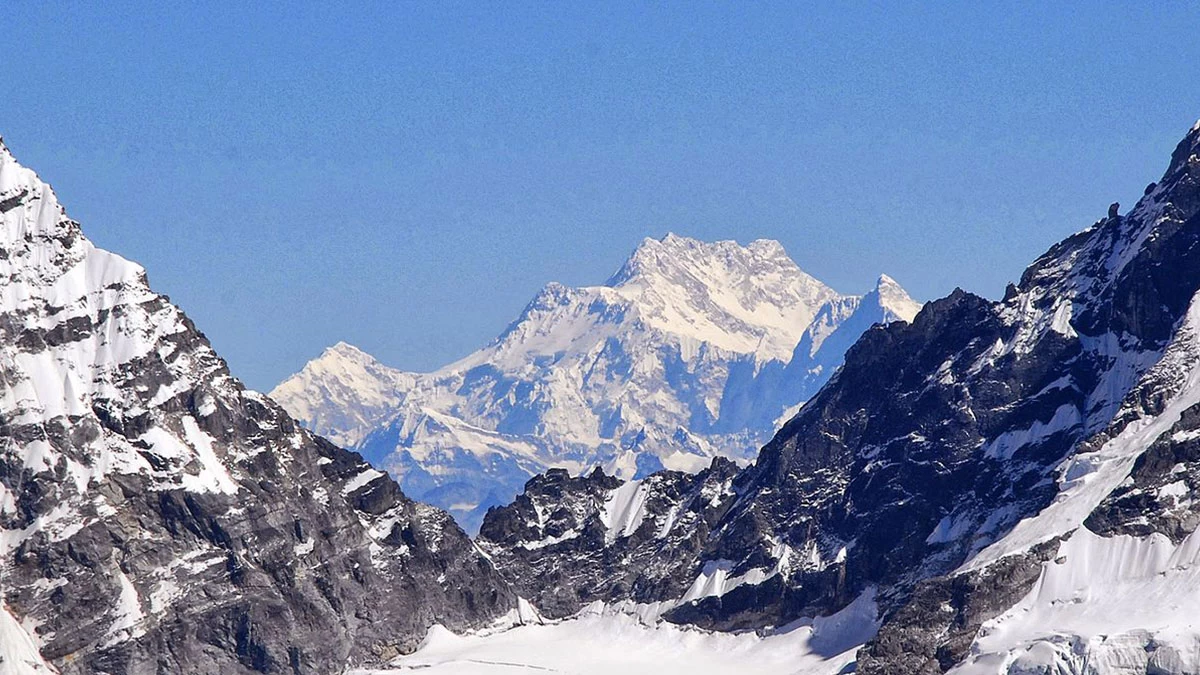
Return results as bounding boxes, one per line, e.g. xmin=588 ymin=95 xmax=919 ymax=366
xmin=0 ymin=138 xmax=517 ymax=674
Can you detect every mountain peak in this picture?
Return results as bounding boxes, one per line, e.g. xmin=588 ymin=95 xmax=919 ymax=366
xmin=868 ymin=273 xmax=922 ymax=323
xmin=648 ymin=232 xmax=788 ymax=259
xmin=599 ymin=234 xmax=842 ymax=360
xmin=4 ymin=132 xmax=516 ymax=671
xmin=300 ymin=340 xmax=401 ymax=379
xmin=1 ymin=136 xmax=42 ymax=200
xmin=270 ymin=341 xmax=409 ymax=448
xmin=623 ymin=232 xmax=709 ymax=263
xmin=609 ymin=233 xmax=808 ymax=289
xmin=323 ymin=340 xmax=373 ymax=361
xmin=659 ymin=231 xmax=692 ymax=247
xmin=746 ymin=238 xmax=789 ymax=257
xmin=1166 ymin=118 xmax=1200 ymax=178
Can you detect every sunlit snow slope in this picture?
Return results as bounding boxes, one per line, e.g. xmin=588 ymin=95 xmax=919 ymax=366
xmin=350 ymin=596 xmax=878 ymax=675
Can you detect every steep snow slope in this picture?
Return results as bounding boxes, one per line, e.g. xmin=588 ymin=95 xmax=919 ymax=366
xmin=273 ymin=236 xmax=919 ymax=530
xmin=0 ymin=602 xmax=55 ymax=674
xmin=600 ymin=234 xmax=840 ymax=362
xmin=0 ymin=137 xmax=515 ymax=673
xmin=480 ymin=119 xmax=1200 ymax=673
xmin=953 ymin=529 xmax=1200 ymax=674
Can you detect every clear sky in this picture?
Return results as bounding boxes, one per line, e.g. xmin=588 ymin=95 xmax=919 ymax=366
xmin=6 ymin=3 xmax=1200 ymax=391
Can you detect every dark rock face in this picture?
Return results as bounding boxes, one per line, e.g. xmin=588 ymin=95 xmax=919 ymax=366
xmin=482 ymin=122 xmax=1200 ymax=669
xmin=0 ymin=140 xmax=516 ymax=673
xmin=1087 ymin=398 xmax=1200 ymax=542
xmin=478 ymin=460 xmax=740 ymax=619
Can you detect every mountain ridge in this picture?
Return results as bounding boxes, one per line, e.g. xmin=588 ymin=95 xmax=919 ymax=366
xmin=476 ymin=119 xmax=1200 ymax=673
xmin=0 ymin=135 xmax=517 ymax=674
xmin=271 ymin=234 xmax=921 ymax=530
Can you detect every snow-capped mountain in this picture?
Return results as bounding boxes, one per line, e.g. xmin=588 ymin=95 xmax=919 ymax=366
xmin=272 ymin=235 xmax=920 ymax=530
xmin=0 ymin=137 xmax=517 ymax=673
xmin=477 ymin=119 xmax=1200 ymax=673
xmin=268 ymin=341 xmax=414 ymax=449
xmin=11 ymin=114 xmax=1200 ymax=675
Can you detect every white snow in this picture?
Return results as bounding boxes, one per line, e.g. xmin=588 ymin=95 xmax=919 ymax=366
xmin=0 ymin=131 xmax=282 ymax=651
xmin=606 ymin=234 xmax=842 ymax=361
xmin=351 ymin=591 xmax=879 ymax=675
xmin=0 ymin=602 xmax=56 ymax=674
xmin=517 ymin=529 xmax=580 ymax=550
xmin=341 ymin=467 xmax=385 ymax=495
xmin=269 ymin=342 xmax=415 ymax=448
xmin=294 ymin=537 xmax=316 ymax=556
xmin=678 ymin=558 xmax=781 ymax=602
xmin=679 ymin=539 xmax=798 ymax=603
xmin=600 ymin=480 xmax=649 ymax=542
xmin=927 ymin=513 xmax=977 ymax=545
xmin=180 ymin=417 xmax=239 ymax=494
xmin=981 ymin=404 xmax=1081 ymax=461
xmin=148 ymin=578 xmax=182 ymax=615
xmin=1158 ymin=479 xmax=1190 ymax=501
xmin=101 ymin=569 xmax=146 ymax=648
xmin=874 ymin=274 xmax=924 ymax=324
xmin=1049 ymin=300 xmax=1077 ymax=337
xmin=953 ymin=527 xmax=1200 ymax=675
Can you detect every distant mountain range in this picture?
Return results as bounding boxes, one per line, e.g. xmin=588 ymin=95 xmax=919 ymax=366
xmin=271 ymin=234 xmax=921 ymax=530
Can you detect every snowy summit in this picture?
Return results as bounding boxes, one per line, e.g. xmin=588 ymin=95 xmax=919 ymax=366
xmin=272 ymin=233 xmax=921 ymax=530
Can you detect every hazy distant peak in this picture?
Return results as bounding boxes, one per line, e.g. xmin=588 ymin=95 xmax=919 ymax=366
xmin=270 ymin=340 xmax=410 ymax=448
xmin=869 ymin=274 xmax=923 ymax=323
xmin=746 ymin=238 xmax=790 ymax=257
xmin=322 ymin=340 xmax=375 ymax=361
xmin=608 ymin=232 xmax=805 ymax=288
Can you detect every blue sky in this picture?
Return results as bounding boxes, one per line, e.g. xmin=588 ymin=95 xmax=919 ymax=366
xmin=6 ymin=3 xmax=1200 ymax=390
